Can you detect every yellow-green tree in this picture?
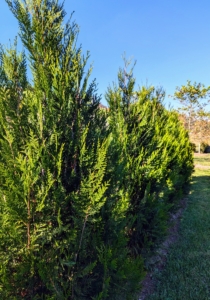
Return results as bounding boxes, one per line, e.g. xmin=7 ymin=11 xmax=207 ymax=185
xmin=0 ymin=1 xmax=143 ymax=299
xmin=173 ymin=80 xmax=210 ymax=135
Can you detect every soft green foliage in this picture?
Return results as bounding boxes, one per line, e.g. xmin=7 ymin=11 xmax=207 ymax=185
xmin=0 ymin=1 xmax=193 ymax=299
xmin=173 ymin=80 xmax=210 ymax=134
xmin=106 ymin=60 xmax=193 ymax=256
xmin=173 ymin=80 xmax=210 ymax=105
xmin=200 ymin=141 xmax=208 ymax=153
xmin=0 ymin=1 xmax=145 ymax=299
xmin=190 ymin=142 xmax=196 ymax=152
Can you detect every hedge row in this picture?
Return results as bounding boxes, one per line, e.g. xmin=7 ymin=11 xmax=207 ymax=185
xmin=0 ymin=1 xmax=193 ymax=299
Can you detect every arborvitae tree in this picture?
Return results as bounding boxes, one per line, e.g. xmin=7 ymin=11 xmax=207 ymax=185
xmin=106 ymin=61 xmax=193 ymax=256
xmin=0 ymin=1 xmax=145 ymax=299
xmin=0 ymin=1 xmax=193 ymax=298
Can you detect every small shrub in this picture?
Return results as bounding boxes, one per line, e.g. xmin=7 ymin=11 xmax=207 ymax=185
xmin=200 ymin=142 xmax=208 ymax=153
xmin=190 ymin=142 xmax=196 ymax=152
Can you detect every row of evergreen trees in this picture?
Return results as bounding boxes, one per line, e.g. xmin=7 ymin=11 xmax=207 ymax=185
xmin=0 ymin=1 xmax=193 ymax=299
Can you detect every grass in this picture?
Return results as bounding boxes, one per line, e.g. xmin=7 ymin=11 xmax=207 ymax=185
xmin=146 ymin=155 xmax=210 ymax=300
xmin=194 ymin=153 xmax=210 ymax=166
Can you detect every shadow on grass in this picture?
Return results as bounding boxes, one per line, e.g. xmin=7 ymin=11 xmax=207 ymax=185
xmin=190 ymin=174 xmax=210 ymax=195
xmin=145 ymin=171 xmax=210 ymax=300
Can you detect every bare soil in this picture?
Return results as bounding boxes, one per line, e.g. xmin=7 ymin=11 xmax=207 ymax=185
xmin=138 ymin=198 xmax=187 ymax=300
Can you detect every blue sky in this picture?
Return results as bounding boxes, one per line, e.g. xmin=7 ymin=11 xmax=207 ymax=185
xmin=0 ymin=0 xmax=210 ymax=108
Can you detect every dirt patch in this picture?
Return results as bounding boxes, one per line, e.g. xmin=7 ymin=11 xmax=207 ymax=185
xmin=138 ymin=198 xmax=187 ymax=300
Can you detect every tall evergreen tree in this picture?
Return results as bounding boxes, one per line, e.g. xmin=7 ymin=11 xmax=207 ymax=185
xmin=0 ymin=1 xmax=144 ymax=299
xmin=0 ymin=1 xmax=193 ymax=299
xmin=0 ymin=1 xmax=103 ymax=299
xmin=106 ymin=60 xmax=193 ymax=256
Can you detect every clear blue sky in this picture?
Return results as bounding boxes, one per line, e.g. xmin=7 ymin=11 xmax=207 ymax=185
xmin=0 ymin=0 xmax=210 ymax=108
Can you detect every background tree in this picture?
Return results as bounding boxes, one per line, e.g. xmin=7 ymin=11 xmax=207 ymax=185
xmin=172 ymin=81 xmax=210 ymax=141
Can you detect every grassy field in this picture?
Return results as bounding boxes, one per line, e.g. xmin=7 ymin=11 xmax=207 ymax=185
xmin=146 ymin=154 xmax=210 ymax=300
xmin=194 ymin=153 xmax=210 ymax=166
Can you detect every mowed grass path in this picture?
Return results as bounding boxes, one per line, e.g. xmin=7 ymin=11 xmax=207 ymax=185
xmin=147 ymin=154 xmax=210 ymax=300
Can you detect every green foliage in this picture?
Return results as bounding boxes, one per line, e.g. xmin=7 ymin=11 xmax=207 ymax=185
xmin=0 ymin=1 xmax=144 ymax=299
xmin=200 ymin=142 xmax=208 ymax=153
xmin=0 ymin=1 xmax=193 ymax=299
xmin=173 ymin=80 xmax=210 ymax=135
xmin=173 ymin=80 xmax=210 ymax=106
xmin=190 ymin=142 xmax=196 ymax=152
xmin=106 ymin=60 xmax=193 ymax=256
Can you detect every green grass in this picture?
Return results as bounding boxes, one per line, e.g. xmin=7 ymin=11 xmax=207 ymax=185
xmin=194 ymin=153 xmax=210 ymax=166
xmin=146 ymin=160 xmax=210 ymax=300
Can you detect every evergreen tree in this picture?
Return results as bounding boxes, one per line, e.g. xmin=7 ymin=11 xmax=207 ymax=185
xmin=0 ymin=1 xmax=193 ymax=299
xmin=0 ymin=1 xmax=145 ymax=299
xmin=106 ymin=60 xmax=193 ymax=256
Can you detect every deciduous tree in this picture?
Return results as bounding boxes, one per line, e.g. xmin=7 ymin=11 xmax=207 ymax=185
xmin=172 ymin=80 xmax=210 ymax=136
